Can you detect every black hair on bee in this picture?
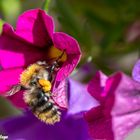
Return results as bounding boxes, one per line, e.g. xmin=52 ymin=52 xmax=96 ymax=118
xmin=24 ymin=86 xmax=60 ymax=124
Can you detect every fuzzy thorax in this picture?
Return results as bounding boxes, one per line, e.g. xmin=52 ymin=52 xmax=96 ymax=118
xmin=20 ymin=64 xmax=42 ymax=86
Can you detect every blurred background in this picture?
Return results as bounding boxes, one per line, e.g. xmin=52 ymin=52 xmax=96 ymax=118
xmin=0 ymin=0 xmax=140 ymax=139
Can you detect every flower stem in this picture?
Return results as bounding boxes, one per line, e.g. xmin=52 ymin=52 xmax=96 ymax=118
xmin=42 ymin=0 xmax=51 ymax=12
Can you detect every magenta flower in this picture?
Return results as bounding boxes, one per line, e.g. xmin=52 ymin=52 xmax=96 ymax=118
xmin=0 ymin=9 xmax=81 ymax=108
xmin=85 ymin=71 xmax=140 ymax=140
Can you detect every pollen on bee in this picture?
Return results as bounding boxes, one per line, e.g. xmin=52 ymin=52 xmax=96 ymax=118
xmin=20 ymin=64 xmax=42 ymax=86
xmin=45 ymin=115 xmax=60 ymax=125
xmin=39 ymin=79 xmax=52 ymax=92
xmin=34 ymin=110 xmax=60 ymax=125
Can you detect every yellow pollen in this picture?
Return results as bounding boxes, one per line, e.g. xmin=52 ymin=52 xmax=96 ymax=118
xmin=39 ymin=79 xmax=52 ymax=92
xmin=20 ymin=64 xmax=42 ymax=86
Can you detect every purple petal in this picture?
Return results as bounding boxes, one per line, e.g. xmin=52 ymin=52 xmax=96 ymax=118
xmin=132 ymin=59 xmax=140 ymax=83
xmin=53 ymin=32 xmax=81 ymax=81
xmin=15 ymin=9 xmax=54 ymax=47
xmin=67 ymin=79 xmax=99 ymax=116
xmin=0 ymin=111 xmax=91 ymax=140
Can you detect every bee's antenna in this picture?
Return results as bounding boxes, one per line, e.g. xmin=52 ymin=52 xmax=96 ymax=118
xmin=47 ymin=50 xmax=65 ymax=81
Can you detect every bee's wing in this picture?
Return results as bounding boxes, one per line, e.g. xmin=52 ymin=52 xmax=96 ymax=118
xmin=6 ymin=85 xmax=22 ymax=96
xmin=52 ymin=79 xmax=68 ymax=109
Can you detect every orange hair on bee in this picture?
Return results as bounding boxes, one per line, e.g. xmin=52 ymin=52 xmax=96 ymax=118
xmin=20 ymin=64 xmax=42 ymax=86
xmin=35 ymin=111 xmax=61 ymax=125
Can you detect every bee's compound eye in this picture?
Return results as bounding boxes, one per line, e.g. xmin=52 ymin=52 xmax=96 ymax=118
xmin=37 ymin=91 xmax=44 ymax=99
xmin=44 ymin=96 xmax=49 ymax=102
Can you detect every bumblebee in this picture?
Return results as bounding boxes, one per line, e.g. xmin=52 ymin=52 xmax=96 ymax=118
xmin=7 ymin=51 xmax=65 ymax=125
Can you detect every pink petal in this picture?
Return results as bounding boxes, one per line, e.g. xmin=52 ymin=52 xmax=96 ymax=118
xmin=53 ymin=32 xmax=81 ymax=81
xmin=0 ymin=68 xmax=23 ymax=95
xmin=15 ymin=9 xmax=54 ymax=47
xmin=105 ymin=72 xmax=140 ymax=116
xmin=102 ymin=72 xmax=122 ymax=117
xmin=85 ymin=72 xmax=140 ymax=140
xmin=7 ymin=90 xmax=27 ymax=109
xmin=132 ymin=59 xmax=140 ymax=83
xmin=84 ymin=106 xmax=114 ymax=140
xmin=87 ymin=71 xmax=108 ymax=103
xmin=0 ymin=67 xmax=27 ymax=108
xmin=0 ymin=24 xmax=44 ymax=69
xmin=106 ymin=72 xmax=140 ymax=139
xmin=112 ymin=112 xmax=140 ymax=140
xmin=52 ymin=79 xmax=68 ymax=109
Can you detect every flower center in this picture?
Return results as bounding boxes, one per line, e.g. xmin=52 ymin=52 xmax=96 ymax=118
xmin=48 ymin=46 xmax=67 ymax=62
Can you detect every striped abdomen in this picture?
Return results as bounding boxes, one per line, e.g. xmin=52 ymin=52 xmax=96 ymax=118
xmin=24 ymin=87 xmax=61 ymax=125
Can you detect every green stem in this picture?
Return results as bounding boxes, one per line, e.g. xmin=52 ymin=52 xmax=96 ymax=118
xmin=42 ymin=0 xmax=51 ymax=12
